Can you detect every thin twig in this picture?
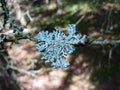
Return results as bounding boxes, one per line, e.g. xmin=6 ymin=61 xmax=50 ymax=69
xmin=91 ymin=40 xmax=120 ymax=45
xmin=25 ymin=10 xmax=33 ymax=22
xmin=7 ymin=65 xmax=37 ymax=77
xmin=75 ymin=15 xmax=86 ymax=26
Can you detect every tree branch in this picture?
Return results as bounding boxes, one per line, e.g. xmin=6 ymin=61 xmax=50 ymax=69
xmin=91 ymin=40 xmax=120 ymax=45
xmin=7 ymin=65 xmax=37 ymax=77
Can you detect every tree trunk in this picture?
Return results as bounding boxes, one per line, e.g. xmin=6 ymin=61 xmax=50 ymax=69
xmin=0 ymin=48 xmax=20 ymax=90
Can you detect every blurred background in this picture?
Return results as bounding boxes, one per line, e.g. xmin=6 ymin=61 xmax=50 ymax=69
xmin=1 ymin=0 xmax=120 ymax=90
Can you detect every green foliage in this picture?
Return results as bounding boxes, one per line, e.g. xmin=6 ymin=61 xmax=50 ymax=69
xmin=92 ymin=64 xmax=116 ymax=83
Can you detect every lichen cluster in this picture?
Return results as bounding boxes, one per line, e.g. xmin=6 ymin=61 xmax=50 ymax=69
xmin=36 ymin=24 xmax=86 ymax=69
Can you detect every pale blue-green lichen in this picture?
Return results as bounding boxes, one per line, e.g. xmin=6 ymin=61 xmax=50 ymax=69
xmin=36 ymin=24 xmax=86 ymax=69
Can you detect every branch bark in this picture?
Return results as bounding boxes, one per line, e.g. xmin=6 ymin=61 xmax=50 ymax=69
xmin=91 ymin=40 xmax=120 ymax=45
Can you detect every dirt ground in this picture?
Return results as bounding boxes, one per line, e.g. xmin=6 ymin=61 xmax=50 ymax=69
xmin=7 ymin=40 xmax=95 ymax=90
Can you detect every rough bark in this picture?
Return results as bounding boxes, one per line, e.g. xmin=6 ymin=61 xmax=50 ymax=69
xmin=0 ymin=48 xmax=20 ymax=90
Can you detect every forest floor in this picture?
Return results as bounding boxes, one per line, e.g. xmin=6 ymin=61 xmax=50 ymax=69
xmin=6 ymin=1 xmax=120 ymax=90
xmin=7 ymin=39 xmax=120 ymax=90
xmin=7 ymin=40 xmax=95 ymax=90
